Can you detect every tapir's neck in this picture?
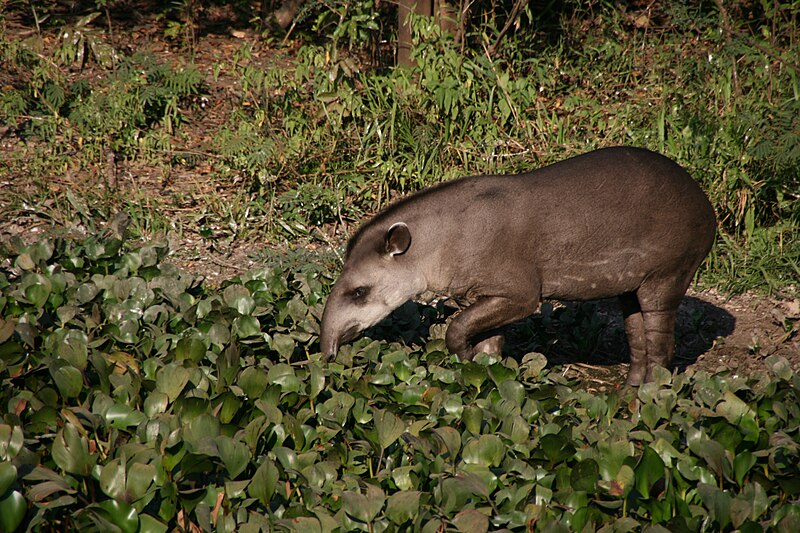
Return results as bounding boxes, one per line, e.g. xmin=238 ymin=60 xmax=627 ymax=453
xmin=410 ymin=246 xmax=472 ymax=301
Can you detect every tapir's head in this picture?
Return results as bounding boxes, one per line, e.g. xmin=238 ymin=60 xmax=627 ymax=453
xmin=319 ymin=221 xmax=426 ymax=358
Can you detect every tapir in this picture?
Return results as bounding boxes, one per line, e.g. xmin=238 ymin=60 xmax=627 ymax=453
xmin=319 ymin=147 xmax=716 ymax=384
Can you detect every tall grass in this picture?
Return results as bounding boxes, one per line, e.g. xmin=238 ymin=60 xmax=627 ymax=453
xmin=1 ymin=0 xmax=798 ymax=293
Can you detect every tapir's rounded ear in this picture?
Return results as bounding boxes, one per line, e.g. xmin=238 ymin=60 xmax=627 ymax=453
xmin=385 ymin=222 xmax=411 ymax=256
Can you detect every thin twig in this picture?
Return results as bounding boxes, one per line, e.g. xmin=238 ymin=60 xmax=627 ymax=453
xmin=488 ymin=0 xmax=526 ymax=57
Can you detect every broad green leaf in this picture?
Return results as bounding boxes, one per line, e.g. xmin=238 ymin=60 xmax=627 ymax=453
xmin=697 ymin=483 xmax=732 ymax=530
xmin=176 ymin=337 xmax=206 ymax=363
xmin=105 ymin=404 xmax=146 ymax=429
xmin=97 ymin=499 xmax=139 ymax=533
xmin=144 ymin=392 xmax=169 ymax=417
xmin=268 ymin=363 xmax=300 ymax=393
xmin=540 ymin=433 xmax=576 ymax=464
xmin=57 ymin=329 xmax=89 ymax=369
xmin=687 ymin=434 xmax=727 ymax=479
xmin=0 ymin=318 xmax=14 ymax=343
xmin=155 ymin=363 xmax=191 ymax=402
xmin=216 ymin=436 xmax=250 ymax=479
xmin=432 ymin=426 xmax=461 ymax=458
xmin=716 ymin=391 xmax=756 ymax=426
xmin=453 ymin=509 xmax=489 ymax=533
xmin=734 ymin=451 xmax=756 ymax=486
xmin=52 ymin=424 xmax=97 ymax=476
xmin=0 ymin=425 xmax=24 ymax=461
xmin=571 ymin=459 xmax=600 ymax=492
xmin=100 ymin=459 xmax=126 ymax=500
xmin=270 ymin=333 xmax=296 ymax=359
xmin=731 ymin=497 xmax=753 ymax=529
xmin=635 ymin=445 xmax=665 ymax=497
xmin=233 ymin=315 xmax=261 ymax=338
xmin=375 ymin=409 xmax=405 ymax=449
xmin=277 ymin=517 xmax=322 ymax=532
xmin=0 ymin=490 xmax=26 ymax=533
xmin=208 ymin=322 xmax=230 ymax=347
xmin=462 ymin=405 xmax=483 ymax=434
xmin=308 ymin=363 xmax=325 ymax=400
xmin=223 ymin=285 xmax=255 ymax=315
xmin=613 ymin=464 xmax=635 ymax=498
xmin=488 ymin=363 xmax=517 ymax=385
xmin=184 ymin=414 xmax=220 ymax=447
xmin=521 ymin=352 xmax=548 ymax=378
xmin=24 ymin=280 xmax=50 ymax=307
xmin=386 ymin=490 xmax=421 ymax=524
xmin=597 ymin=439 xmax=634 ymax=480
xmin=460 ymin=362 xmax=487 ymax=390
xmin=139 ymin=514 xmax=168 ymax=533
xmin=127 ymin=462 xmax=156 ymax=501
xmin=14 ymin=253 xmax=35 ymax=271
xmin=341 ymin=484 xmax=385 ymax=523
xmin=765 ymin=355 xmax=792 ymax=381
xmin=498 ymin=380 xmax=525 ymax=405
xmin=239 ymin=367 xmax=269 ymax=399
xmin=250 ymin=460 xmax=279 ymax=506
xmin=0 ymin=462 xmax=17 ymax=496
xmin=50 ymin=361 xmax=83 ymax=399
xmin=462 ymin=434 xmax=504 ymax=467
xmin=217 ymin=393 xmax=242 ymax=424
xmin=438 ymin=475 xmax=482 ymax=514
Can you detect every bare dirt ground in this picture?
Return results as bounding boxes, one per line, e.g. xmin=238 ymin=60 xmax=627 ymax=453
xmin=1 ymin=8 xmax=798 ymax=386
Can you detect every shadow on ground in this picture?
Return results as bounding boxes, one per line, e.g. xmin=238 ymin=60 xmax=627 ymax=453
xmin=366 ymin=295 xmax=737 ymax=385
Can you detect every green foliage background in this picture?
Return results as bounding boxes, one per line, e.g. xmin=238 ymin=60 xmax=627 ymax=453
xmin=1 ymin=0 xmax=799 ymax=292
xmin=1 ymin=236 xmax=799 ymax=531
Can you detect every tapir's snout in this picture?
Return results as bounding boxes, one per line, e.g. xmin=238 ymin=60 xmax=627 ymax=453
xmin=319 ymin=310 xmax=361 ymax=359
xmin=319 ymin=332 xmax=338 ymax=360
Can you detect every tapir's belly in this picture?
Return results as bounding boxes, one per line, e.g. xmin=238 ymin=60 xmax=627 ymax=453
xmin=539 ymin=248 xmax=660 ymax=300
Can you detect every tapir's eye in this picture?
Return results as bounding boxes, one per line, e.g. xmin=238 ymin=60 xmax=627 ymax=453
xmin=351 ymin=286 xmax=369 ymax=300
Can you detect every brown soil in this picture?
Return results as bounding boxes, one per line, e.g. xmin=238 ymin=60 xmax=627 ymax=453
xmin=1 ymin=6 xmax=797 ymax=386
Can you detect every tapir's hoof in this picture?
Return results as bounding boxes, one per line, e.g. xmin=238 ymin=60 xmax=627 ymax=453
xmin=624 ymin=371 xmax=646 ymax=387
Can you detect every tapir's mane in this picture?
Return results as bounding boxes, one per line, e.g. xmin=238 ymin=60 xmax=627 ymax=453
xmin=345 ymin=176 xmax=473 ymax=257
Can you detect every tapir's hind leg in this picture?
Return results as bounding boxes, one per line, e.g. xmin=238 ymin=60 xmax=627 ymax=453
xmin=620 ymin=292 xmax=648 ymax=385
xmin=634 ymin=276 xmax=689 ymax=383
xmin=641 ymin=309 xmax=678 ymax=381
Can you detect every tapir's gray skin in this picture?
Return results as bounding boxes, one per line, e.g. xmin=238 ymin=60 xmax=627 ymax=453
xmin=319 ymin=147 xmax=716 ymax=384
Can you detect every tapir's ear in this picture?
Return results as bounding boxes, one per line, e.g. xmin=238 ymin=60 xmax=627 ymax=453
xmin=385 ymin=222 xmax=411 ymax=256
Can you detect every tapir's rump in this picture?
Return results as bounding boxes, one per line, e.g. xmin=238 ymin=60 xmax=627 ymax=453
xmin=319 ymin=147 xmax=716 ymax=384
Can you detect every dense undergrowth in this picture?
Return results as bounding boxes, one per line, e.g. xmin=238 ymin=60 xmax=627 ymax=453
xmin=1 ymin=0 xmax=799 ymax=293
xmin=1 ymin=235 xmax=799 ymax=532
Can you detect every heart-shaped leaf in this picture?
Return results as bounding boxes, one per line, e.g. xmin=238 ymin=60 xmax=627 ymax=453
xmin=462 ymin=434 xmax=504 ymax=467
xmin=386 ymin=490 xmax=421 ymax=524
xmin=52 ymin=424 xmax=97 ymax=476
xmin=375 ymin=409 xmax=405 ymax=450
xmin=342 ymin=484 xmax=385 ymax=523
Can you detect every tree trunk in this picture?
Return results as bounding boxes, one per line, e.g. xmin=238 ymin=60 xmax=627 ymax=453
xmin=397 ymin=0 xmax=432 ymax=67
xmin=398 ymin=1 xmax=465 ymax=67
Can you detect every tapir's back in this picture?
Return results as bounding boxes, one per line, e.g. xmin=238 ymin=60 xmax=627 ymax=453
xmin=512 ymin=147 xmax=716 ymax=298
xmin=367 ymin=146 xmax=716 ymax=300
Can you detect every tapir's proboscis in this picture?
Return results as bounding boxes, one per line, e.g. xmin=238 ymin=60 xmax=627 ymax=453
xmin=319 ymin=147 xmax=716 ymax=385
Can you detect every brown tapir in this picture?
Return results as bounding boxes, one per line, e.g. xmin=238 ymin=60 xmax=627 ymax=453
xmin=319 ymin=147 xmax=716 ymax=384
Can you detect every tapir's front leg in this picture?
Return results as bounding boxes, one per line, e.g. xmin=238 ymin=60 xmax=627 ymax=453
xmin=445 ymin=295 xmax=539 ymax=360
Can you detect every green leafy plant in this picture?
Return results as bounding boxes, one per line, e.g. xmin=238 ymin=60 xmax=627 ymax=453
xmin=1 ymin=234 xmax=799 ymax=531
